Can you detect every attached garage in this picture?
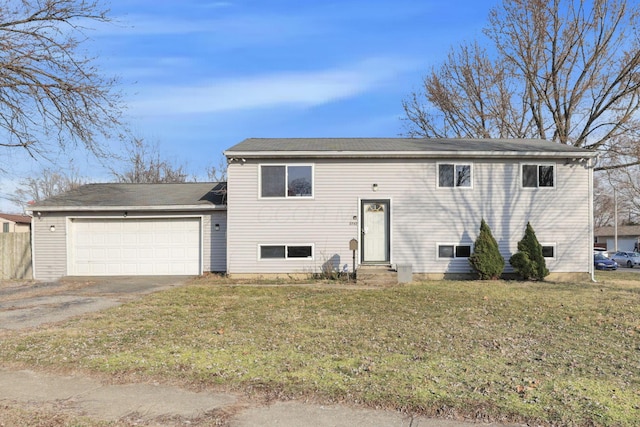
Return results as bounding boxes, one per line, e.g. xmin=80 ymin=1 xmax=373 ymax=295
xmin=69 ymin=217 xmax=202 ymax=276
xmin=30 ymin=183 xmax=227 ymax=281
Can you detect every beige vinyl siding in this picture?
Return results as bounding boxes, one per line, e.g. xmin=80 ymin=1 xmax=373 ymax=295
xmin=227 ymin=158 xmax=590 ymax=274
xmin=203 ymin=211 xmax=227 ymax=272
xmin=33 ymin=210 xmax=225 ymax=280
xmin=1 ymin=221 xmax=30 ymax=233
xmin=32 ymin=213 xmax=68 ymax=281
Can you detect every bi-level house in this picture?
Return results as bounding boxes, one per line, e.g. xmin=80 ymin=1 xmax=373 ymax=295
xmin=224 ymin=138 xmax=597 ymax=280
xmin=29 ymin=138 xmax=596 ymax=281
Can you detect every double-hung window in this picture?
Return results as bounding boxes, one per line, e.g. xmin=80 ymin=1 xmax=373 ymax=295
xmin=438 ymin=163 xmax=472 ymax=188
xmin=522 ymin=164 xmax=554 ymax=188
xmin=261 ymin=165 xmax=313 ymax=198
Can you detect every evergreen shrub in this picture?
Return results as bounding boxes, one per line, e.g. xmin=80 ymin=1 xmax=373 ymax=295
xmin=509 ymin=222 xmax=549 ymax=280
xmin=469 ymin=219 xmax=504 ymax=280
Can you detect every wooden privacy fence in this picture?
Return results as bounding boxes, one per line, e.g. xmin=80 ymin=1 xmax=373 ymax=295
xmin=0 ymin=232 xmax=32 ymax=280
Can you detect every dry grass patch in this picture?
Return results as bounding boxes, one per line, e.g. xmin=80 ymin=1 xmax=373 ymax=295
xmin=1 ymin=273 xmax=639 ymax=425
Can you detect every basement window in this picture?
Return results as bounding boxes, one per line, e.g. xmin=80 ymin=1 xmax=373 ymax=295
xmin=438 ymin=244 xmax=472 ymax=259
xmin=260 ymin=244 xmax=314 ymax=260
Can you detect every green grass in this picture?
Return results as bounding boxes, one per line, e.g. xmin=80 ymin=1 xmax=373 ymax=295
xmin=1 ymin=274 xmax=640 ymax=425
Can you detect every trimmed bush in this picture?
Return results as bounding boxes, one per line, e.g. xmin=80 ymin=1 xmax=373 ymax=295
xmin=509 ymin=222 xmax=549 ymax=280
xmin=469 ymin=219 xmax=504 ymax=280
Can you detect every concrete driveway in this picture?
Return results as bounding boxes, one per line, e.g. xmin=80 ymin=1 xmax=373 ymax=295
xmin=0 ymin=276 xmax=190 ymax=330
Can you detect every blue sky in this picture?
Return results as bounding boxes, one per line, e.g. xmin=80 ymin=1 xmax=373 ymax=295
xmin=1 ymin=0 xmax=500 ymax=211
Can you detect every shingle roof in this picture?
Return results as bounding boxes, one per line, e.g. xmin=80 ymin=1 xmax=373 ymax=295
xmin=31 ymin=182 xmax=226 ymax=210
xmin=225 ymin=137 xmax=596 ymax=157
xmin=594 ymin=226 xmax=640 ymax=238
xmin=0 ymin=213 xmax=31 ymax=224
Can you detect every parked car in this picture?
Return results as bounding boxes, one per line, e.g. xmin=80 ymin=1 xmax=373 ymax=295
xmin=610 ymin=251 xmax=640 ymax=268
xmin=593 ymin=247 xmax=608 ymax=258
xmin=594 ymin=253 xmax=618 ymax=270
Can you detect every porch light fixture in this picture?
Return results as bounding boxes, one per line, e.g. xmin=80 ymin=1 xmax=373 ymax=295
xmin=49 ymin=225 xmax=55 ymax=232
xmin=36 ymin=211 xmax=41 ymax=219
xmin=123 ymin=211 xmax=128 ymax=218
xmin=372 ymin=183 xmax=378 ymax=192
xmin=215 ymin=223 xmax=220 ymax=231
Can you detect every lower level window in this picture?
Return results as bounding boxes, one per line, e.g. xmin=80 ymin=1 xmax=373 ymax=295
xmin=541 ymin=244 xmax=555 ymax=259
xmin=438 ymin=244 xmax=472 ymax=258
xmin=260 ymin=244 xmax=313 ymax=260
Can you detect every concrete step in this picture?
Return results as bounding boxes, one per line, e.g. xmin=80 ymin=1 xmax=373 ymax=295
xmin=356 ymin=265 xmax=397 ymax=286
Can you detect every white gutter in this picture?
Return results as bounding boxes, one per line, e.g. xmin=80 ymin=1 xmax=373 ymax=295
xmin=28 ymin=204 xmax=227 ymax=212
xmin=224 ymin=150 xmax=598 ymax=159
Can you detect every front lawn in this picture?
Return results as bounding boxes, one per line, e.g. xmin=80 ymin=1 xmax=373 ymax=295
xmin=1 ymin=273 xmax=639 ymax=426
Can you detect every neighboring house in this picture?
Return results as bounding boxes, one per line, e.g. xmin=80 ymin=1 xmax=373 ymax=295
xmin=29 ymin=138 xmax=597 ymax=282
xmin=224 ymin=138 xmax=597 ymax=281
xmin=0 ymin=213 xmax=31 ymax=233
xmin=594 ymin=225 xmax=640 ymax=252
xmin=29 ymin=183 xmax=226 ymax=281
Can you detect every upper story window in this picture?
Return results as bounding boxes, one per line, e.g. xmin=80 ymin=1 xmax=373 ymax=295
xmin=438 ymin=163 xmax=472 ymax=188
xmin=261 ymin=165 xmax=313 ymax=198
xmin=522 ymin=164 xmax=554 ymax=188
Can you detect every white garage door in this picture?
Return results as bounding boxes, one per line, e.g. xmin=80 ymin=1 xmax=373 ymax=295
xmin=606 ymin=238 xmax=637 ymax=252
xmin=70 ymin=218 xmax=201 ymax=275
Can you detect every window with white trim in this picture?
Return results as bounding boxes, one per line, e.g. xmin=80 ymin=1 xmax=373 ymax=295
xmin=2 ymin=223 xmax=8 ymax=233
xmin=438 ymin=163 xmax=472 ymax=188
xmin=541 ymin=244 xmax=556 ymax=259
xmin=437 ymin=244 xmax=472 ymax=258
xmin=522 ymin=164 xmax=554 ymax=188
xmin=260 ymin=244 xmax=314 ymax=260
xmin=260 ymin=165 xmax=313 ymax=198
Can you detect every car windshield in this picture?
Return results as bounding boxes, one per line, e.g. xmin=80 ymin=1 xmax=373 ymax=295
xmin=595 ymin=254 xmax=608 ymax=260
xmin=632 ymin=253 xmax=640 ymax=257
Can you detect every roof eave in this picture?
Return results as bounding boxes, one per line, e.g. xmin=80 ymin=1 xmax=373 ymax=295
xmin=224 ymin=150 xmax=597 ymax=159
xmin=28 ymin=204 xmax=227 ymax=212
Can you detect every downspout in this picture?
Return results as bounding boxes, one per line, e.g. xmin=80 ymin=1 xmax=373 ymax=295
xmin=27 ymin=210 xmax=36 ymax=280
xmin=588 ymin=156 xmax=597 ymax=282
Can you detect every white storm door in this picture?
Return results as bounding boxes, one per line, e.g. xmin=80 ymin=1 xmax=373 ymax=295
xmin=362 ymin=200 xmax=390 ymax=263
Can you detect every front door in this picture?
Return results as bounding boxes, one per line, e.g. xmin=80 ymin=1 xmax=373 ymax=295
xmin=361 ymin=200 xmax=390 ymax=263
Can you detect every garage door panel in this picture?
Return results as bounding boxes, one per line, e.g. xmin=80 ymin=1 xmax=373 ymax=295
xmin=122 ymin=248 xmax=138 ymax=259
xmin=70 ymin=218 xmax=201 ymax=276
xmin=139 ymin=234 xmax=154 ymax=244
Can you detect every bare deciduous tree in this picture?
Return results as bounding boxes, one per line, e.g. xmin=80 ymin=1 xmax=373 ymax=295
xmin=8 ymin=164 xmax=87 ymax=210
xmin=403 ymin=0 xmax=640 ymax=171
xmin=594 ymin=175 xmax=616 ymax=227
xmin=111 ymin=137 xmax=188 ymax=183
xmin=603 ymin=165 xmax=640 ymax=224
xmin=205 ymin=156 xmax=227 ymax=183
xmin=0 ymin=0 xmax=123 ymax=159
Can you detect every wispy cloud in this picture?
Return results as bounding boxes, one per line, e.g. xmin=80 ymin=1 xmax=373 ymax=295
xmin=128 ymin=57 xmax=419 ymax=116
xmin=90 ymin=12 xmax=320 ymax=40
